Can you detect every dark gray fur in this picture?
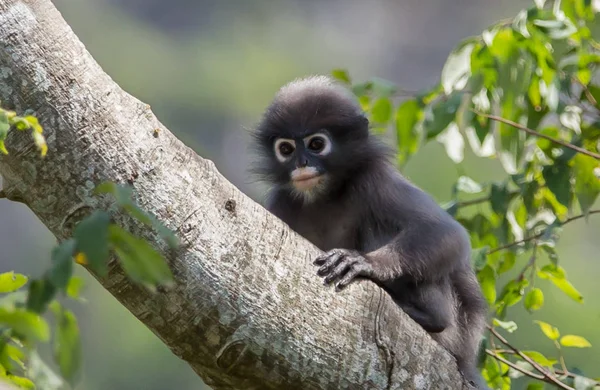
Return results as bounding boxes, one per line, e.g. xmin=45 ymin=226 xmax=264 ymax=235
xmin=251 ymin=75 xmax=488 ymax=388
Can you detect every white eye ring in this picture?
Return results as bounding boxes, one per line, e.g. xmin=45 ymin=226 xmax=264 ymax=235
xmin=274 ymin=138 xmax=296 ymax=163
xmin=304 ymin=133 xmax=332 ymax=156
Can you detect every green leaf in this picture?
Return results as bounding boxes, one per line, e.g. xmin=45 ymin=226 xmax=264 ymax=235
xmin=108 ymin=224 xmax=173 ymax=291
xmin=95 ymin=182 xmax=179 ymax=249
xmin=422 ymin=92 xmax=462 ymax=140
xmin=490 ymin=182 xmax=512 ymax=216
xmin=53 ymin=307 xmax=81 ymax=384
xmin=73 ymin=211 xmax=111 ymax=277
xmin=522 ymin=350 xmax=557 ymax=367
xmin=492 ymin=318 xmax=518 ymax=333
xmin=26 ymin=278 xmax=57 ymax=314
xmin=48 ymin=239 xmax=76 ymax=290
xmin=560 ymin=335 xmax=592 ymax=348
xmin=370 ymin=98 xmax=393 ymax=124
xmin=472 ymin=246 xmax=489 ymax=271
xmin=441 ymin=42 xmax=475 ymax=94
xmin=534 ymin=320 xmax=560 ymax=340
xmin=478 ymin=265 xmax=496 ymax=305
xmin=524 ymin=288 xmax=544 ymax=311
xmin=330 ymin=69 xmax=351 ymax=84
xmin=571 ymin=154 xmax=600 ymax=214
xmin=0 ymin=308 xmax=50 ymax=342
xmin=6 ymin=375 xmax=35 ymax=389
xmin=66 ymin=277 xmax=84 ymax=300
xmin=0 ymin=112 xmax=9 ymax=153
xmin=542 ymin=161 xmax=572 ymax=207
xmin=538 ymin=265 xmax=584 ymax=303
xmin=0 ymin=272 xmax=28 ymax=293
xmin=395 ymin=99 xmax=422 ymax=166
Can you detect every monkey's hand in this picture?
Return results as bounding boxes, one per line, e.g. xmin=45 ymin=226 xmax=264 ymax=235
xmin=313 ymin=249 xmax=374 ymax=291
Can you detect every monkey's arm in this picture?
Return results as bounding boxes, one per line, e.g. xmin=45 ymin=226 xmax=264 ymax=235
xmin=315 ymin=177 xmax=471 ymax=288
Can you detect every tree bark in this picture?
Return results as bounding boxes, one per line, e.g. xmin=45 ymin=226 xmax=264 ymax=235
xmin=0 ymin=0 xmax=469 ymax=389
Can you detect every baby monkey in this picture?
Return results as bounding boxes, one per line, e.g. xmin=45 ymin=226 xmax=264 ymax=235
xmin=252 ymin=75 xmax=488 ymax=388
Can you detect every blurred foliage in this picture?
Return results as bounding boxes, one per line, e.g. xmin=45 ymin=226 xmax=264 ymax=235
xmin=0 ymin=115 xmax=176 ymax=389
xmin=2 ymin=0 xmax=600 ymax=389
xmin=333 ymin=0 xmax=600 ymax=388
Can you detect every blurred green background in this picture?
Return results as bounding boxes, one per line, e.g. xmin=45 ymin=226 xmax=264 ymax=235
xmin=1 ymin=0 xmax=598 ymax=388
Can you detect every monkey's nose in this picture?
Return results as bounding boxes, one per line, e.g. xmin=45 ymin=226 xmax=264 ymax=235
xmin=296 ymin=156 xmax=309 ymax=167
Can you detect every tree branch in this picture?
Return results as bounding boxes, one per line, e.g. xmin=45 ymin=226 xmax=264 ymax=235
xmin=0 ymin=1 xmax=470 ymax=389
xmin=487 ymin=326 xmax=574 ymax=390
xmin=474 ymin=111 xmax=600 ymax=161
xmin=488 ymin=210 xmax=600 ymax=254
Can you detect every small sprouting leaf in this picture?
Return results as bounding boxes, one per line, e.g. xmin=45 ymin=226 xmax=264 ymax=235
xmin=0 ymin=272 xmax=28 ymax=293
xmin=330 ymin=69 xmax=351 ymax=84
xmin=371 ymin=98 xmax=393 ymax=124
xmin=560 ymin=335 xmax=592 ymax=348
xmin=478 ymin=265 xmax=496 ymax=305
xmin=26 ymin=278 xmax=57 ymax=314
xmin=108 ymin=224 xmax=173 ymax=291
xmin=492 ymin=318 xmax=518 ymax=333
xmin=559 ymin=105 xmax=582 ymax=133
xmin=66 ymin=277 xmax=84 ymax=300
xmin=524 ymin=288 xmax=544 ymax=311
xmin=48 ymin=239 xmax=76 ymax=290
xmin=521 ymin=351 xmax=557 ymax=367
xmin=436 ymin=122 xmax=464 ymax=163
xmin=472 ymin=247 xmax=489 ymax=271
xmin=73 ymin=211 xmax=111 ymax=276
xmin=455 ymin=176 xmax=484 ymax=194
xmin=53 ymin=307 xmax=81 ymax=384
xmin=0 ymin=308 xmax=50 ymax=342
xmin=441 ymin=42 xmax=475 ymax=94
xmin=534 ymin=320 xmax=560 ymax=340
xmin=395 ymin=99 xmax=422 ymax=166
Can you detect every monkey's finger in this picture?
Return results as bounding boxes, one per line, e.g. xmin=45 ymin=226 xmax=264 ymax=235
xmin=316 ymin=252 xmax=346 ymax=276
xmin=336 ymin=263 xmax=372 ymax=291
xmin=313 ymin=249 xmax=341 ymax=266
xmin=323 ymin=258 xmax=358 ymax=284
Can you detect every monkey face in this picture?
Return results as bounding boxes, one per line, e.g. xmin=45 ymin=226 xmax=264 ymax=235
xmin=252 ymin=76 xmax=383 ymax=202
xmin=272 ymin=131 xmax=332 ymax=193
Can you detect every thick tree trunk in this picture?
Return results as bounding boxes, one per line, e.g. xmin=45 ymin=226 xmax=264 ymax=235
xmin=0 ymin=0 xmax=469 ymax=389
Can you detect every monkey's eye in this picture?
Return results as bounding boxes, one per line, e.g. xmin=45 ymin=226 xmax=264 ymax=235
xmin=279 ymin=142 xmax=294 ymax=156
xmin=274 ymin=138 xmax=295 ymax=162
xmin=304 ymin=133 xmax=332 ymax=155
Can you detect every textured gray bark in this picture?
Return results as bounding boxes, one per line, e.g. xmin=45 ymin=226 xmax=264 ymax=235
xmin=0 ymin=1 xmax=470 ymax=389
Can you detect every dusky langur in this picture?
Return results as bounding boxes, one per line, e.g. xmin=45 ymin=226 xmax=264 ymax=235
xmin=251 ymin=75 xmax=488 ymax=388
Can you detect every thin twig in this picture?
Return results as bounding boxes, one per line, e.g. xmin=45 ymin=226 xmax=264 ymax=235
xmin=473 ymin=111 xmax=600 ymax=161
xmin=487 ymin=325 xmax=574 ymax=390
xmin=489 ymin=350 xmax=600 ymax=385
xmin=518 ymin=243 xmax=537 ymax=282
xmin=488 ymin=210 xmax=600 ymax=254
xmin=485 ymin=349 xmax=546 ymax=380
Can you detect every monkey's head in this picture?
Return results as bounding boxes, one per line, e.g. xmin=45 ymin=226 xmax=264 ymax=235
xmin=252 ymin=75 xmax=388 ymax=203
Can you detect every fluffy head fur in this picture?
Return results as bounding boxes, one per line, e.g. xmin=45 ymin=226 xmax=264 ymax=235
xmin=251 ymin=75 xmax=391 ymax=203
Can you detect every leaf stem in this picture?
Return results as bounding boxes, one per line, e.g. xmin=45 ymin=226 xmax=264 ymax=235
xmin=473 ymin=111 xmax=600 ymax=160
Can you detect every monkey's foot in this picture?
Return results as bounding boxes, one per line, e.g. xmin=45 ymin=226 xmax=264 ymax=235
xmin=313 ymin=249 xmax=374 ymax=291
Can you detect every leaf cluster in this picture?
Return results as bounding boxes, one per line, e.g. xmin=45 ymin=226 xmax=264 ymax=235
xmin=333 ymin=0 xmax=599 ymax=388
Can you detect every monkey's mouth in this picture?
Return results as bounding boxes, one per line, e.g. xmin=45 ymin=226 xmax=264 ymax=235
xmin=290 ymin=169 xmax=323 ymax=191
